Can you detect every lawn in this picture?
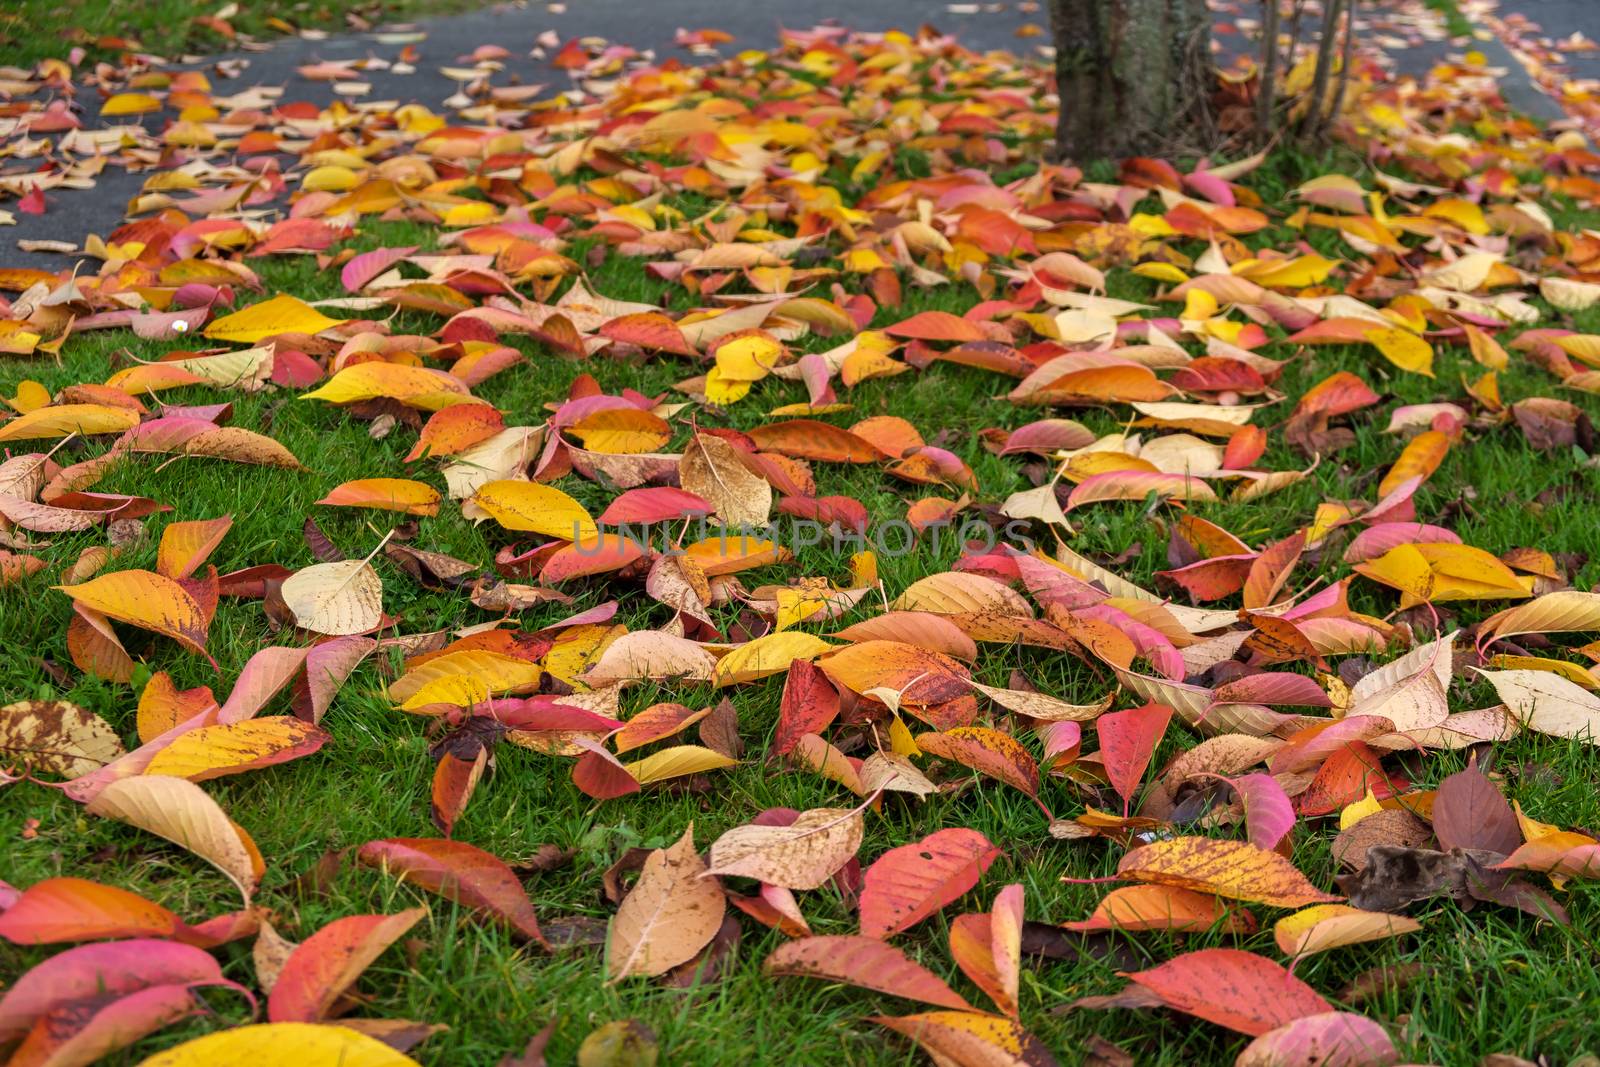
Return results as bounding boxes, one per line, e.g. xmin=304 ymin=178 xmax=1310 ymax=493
xmin=4 ymin=18 xmax=1600 ymax=1067
xmin=1 ymin=0 xmax=484 ymax=68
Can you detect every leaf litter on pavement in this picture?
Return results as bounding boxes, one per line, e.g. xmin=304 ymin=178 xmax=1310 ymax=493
xmin=3 ymin=3 xmax=1600 ymax=1065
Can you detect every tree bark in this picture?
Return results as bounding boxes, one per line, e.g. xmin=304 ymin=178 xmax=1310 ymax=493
xmin=1050 ymin=0 xmax=1215 ymax=162
xmin=1257 ymin=0 xmax=1281 ymax=138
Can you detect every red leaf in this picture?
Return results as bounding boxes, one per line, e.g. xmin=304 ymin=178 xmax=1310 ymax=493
xmin=771 ymin=660 xmax=840 ymax=758
xmin=884 ymin=311 xmax=988 ymax=344
xmin=341 ymin=245 xmax=418 ymax=293
xmin=776 ymin=495 xmax=870 ymax=533
xmin=746 ymin=420 xmax=884 ymax=463
xmin=431 ymin=747 xmax=488 ymax=836
xmin=599 ymin=312 xmax=699 ymax=356
xmin=571 ymin=740 xmax=643 ymax=801
xmin=0 ymin=878 xmax=180 ymax=945
xmin=7 ymin=984 xmax=204 ymax=1066
xmin=1125 ymin=948 xmax=1332 ymax=1037
xmin=1222 ymin=425 xmax=1267 ymax=468
xmin=356 ymin=838 xmax=547 ymax=948
xmin=859 ymin=828 xmax=1002 ymax=939
xmin=1096 ymin=702 xmax=1173 ymax=814
xmin=267 ymin=908 xmax=425 ymax=1022
xmin=597 ymin=486 xmax=712 ymax=525
xmin=764 ymin=934 xmax=975 ymax=1010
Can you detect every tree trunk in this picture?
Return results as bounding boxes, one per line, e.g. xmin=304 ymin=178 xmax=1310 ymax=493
xmin=1050 ymin=0 xmax=1215 ymax=162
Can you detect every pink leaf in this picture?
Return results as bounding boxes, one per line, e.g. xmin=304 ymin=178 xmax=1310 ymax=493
xmin=340 ymin=245 xmax=418 ymax=292
xmin=1235 ymin=1011 xmax=1399 ymax=1067
xmin=1342 ymin=522 xmax=1460 ymax=563
xmin=1230 ymin=773 xmax=1298 ymax=851
xmin=0 ymin=940 xmax=233 ymax=1042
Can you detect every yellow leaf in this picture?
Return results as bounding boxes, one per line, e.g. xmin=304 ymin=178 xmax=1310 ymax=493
xmin=703 ymin=366 xmax=752 ymax=405
xmin=714 ymin=334 xmax=782 ymax=382
xmin=302 ymin=165 xmax=362 ymax=192
xmin=1273 ymin=903 xmax=1420 ymax=957
xmin=143 ymin=718 xmax=327 ymax=781
xmin=316 ymin=478 xmax=442 ymax=516
xmin=0 ymin=404 xmax=139 ymax=443
xmin=470 ymin=480 xmax=598 ymax=541
xmin=872 ymin=1012 xmax=1051 ymax=1067
xmin=389 ymin=650 xmax=544 ymax=705
xmin=1365 ymin=325 xmax=1434 ymax=376
xmin=1377 ymin=429 xmax=1450 ymax=497
xmin=4 ymin=380 xmax=50 ymax=413
xmin=1236 ymin=254 xmax=1337 ymax=288
xmin=394 ymin=657 xmax=542 ymax=711
xmin=712 ymin=632 xmax=837 ymax=686
xmin=102 ymin=92 xmax=164 ymax=116
xmin=1486 ymin=655 xmax=1600 ymax=690
xmin=625 ymin=744 xmax=738 ymax=784
xmin=136 ymin=1023 xmax=418 ymax=1066
xmin=302 ymin=362 xmax=476 ymax=411
xmin=204 ymin=294 xmax=342 ymax=344
xmin=1353 ymin=544 xmax=1435 ymax=606
xmin=565 ymin=408 xmax=671 ymax=454
xmin=57 ymin=570 xmax=211 ymax=658
xmin=1338 ymin=789 xmax=1384 ymax=830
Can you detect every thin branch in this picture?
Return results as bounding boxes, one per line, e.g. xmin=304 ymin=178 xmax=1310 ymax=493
xmin=1304 ymin=0 xmax=1345 ymax=142
xmin=1257 ymin=0 xmax=1282 ymax=140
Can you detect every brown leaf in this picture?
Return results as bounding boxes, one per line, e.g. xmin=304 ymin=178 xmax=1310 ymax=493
xmin=698 ymin=698 xmax=743 ymax=760
xmin=606 ymin=825 xmax=725 ymax=980
xmin=1432 ymin=757 xmax=1520 ymax=855
xmin=1330 ymin=809 xmax=1434 ymax=872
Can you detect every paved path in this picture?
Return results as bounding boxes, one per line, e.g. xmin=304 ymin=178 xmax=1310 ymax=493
xmin=10 ymin=0 xmax=1043 ymax=267
xmin=6 ymin=0 xmax=1598 ymax=270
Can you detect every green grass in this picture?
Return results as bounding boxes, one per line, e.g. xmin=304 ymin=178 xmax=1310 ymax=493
xmin=1 ymin=0 xmax=486 ymax=69
xmin=5 ymin=129 xmax=1600 ymax=1067
xmin=1422 ymin=0 xmax=1476 ymax=41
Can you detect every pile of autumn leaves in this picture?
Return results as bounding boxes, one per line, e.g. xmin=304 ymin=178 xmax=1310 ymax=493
xmin=8 ymin=20 xmax=1600 ymax=1067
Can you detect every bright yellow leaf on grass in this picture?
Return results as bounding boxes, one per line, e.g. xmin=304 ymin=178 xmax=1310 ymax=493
xmin=302 ymin=165 xmax=362 ymax=191
xmin=0 ymin=404 xmax=139 ymax=443
xmin=704 ymin=367 xmax=753 ymax=405
xmin=712 ymin=631 xmax=836 ymax=686
xmin=566 ymin=408 xmax=672 ymax=453
xmin=1356 ymin=543 xmax=1531 ymax=607
xmin=1235 ymin=254 xmax=1337 ymax=288
xmin=302 ymin=362 xmax=476 ymax=411
xmin=4 ymin=380 xmax=51 ymax=414
xmin=470 ymin=480 xmax=598 ymax=541
xmin=1365 ymin=325 xmax=1434 ymax=376
xmin=714 ymin=334 xmax=782 ymax=382
xmin=204 ymin=294 xmax=342 ymax=344
xmin=137 ymin=1023 xmax=417 ymax=1066
xmin=625 ymin=744 xmax=738 ymax=784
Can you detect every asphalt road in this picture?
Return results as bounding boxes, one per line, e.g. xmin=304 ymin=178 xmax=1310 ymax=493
xmin=6 ymin=0 xmax=1598 ymax=269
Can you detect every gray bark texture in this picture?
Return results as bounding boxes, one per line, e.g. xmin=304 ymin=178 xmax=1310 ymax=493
xmin=1050 ymin=0 xmax=1216 ymax=161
